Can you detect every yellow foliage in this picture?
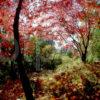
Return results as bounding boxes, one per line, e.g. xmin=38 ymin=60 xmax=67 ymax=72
xmin=41 ymin=45 xmax=53 ymax=57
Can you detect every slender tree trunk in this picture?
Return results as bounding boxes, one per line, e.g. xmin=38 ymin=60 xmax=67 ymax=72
xmin=16 ymin=54 xmax=34 ymax=100
xmin=13 ymin=0 xmax=34 ymax=100
xmin=10 ymin=60 xmax=18 ymax=80
xmin=81 ymin=53 xmax=86 ymax=63
xmin=81 ymin=48 xmax=87 ymax=63
xmin=35 ymin=39 xmax=41 ymax=72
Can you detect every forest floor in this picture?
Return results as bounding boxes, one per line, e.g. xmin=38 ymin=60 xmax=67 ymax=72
xmin=0 ymin=56 xmax=100 ymax=100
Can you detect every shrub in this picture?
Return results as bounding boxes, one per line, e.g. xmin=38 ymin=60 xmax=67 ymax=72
xmin=67 ymin=51 xmax=73 ymax=58
xmin=0 ymin=61 xmax=11 ymax=84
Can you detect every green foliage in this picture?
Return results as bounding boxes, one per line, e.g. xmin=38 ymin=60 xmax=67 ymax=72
xmin=40 ymin=45 xmax=62 ymax=70
xmin=53 ymin=57 xmax=62 ymax=65
xmin=41 ymin=45 xmax=54 ymax=58
xmin=66 ymin=51 xmax=73 ymax=58
xmin=88 ymin=29 xmax=100 ymax=62
xmin=23 ymin=37 xmax=61 ymax=70
xmin=0 ymin=38 xmax=2 ymax=42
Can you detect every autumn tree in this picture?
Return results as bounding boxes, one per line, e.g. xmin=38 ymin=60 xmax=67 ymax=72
xmin=13 ymin=0 xmax=34 ymax=99
xmin=0 ymin=0 xmax=99 ymax=63
xmin=0 ymin=0 xmax=34 ymax=99
xmin=50 ymin=0 xmax=100 ymax=62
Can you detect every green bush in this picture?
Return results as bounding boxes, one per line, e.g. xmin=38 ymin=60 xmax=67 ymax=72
xmin=52 ymin=57 xmax=62 ymax=65
xmin=66 ymin=51 xmax=73 ymax=58
xmin=88 ymin=28 xmax=100 ymax=62
xmin=23 ymin=37 xmax=62 ymax=70
xmin=40 ymin=57 xmax=62 ymax=70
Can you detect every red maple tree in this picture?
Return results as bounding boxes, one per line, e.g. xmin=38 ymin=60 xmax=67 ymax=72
xmin=0 ymin=0 xmax=100 ymax=58
xmin=50 ymin=0 xmax=100 ymax=62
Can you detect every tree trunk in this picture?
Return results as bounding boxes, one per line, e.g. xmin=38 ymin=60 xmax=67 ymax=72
xmin=81 ymin=53 xmax=87 ymax=63
xmin=81 ymin=46 xmax=88 ymax=63
xmin=35 ymin=39 xmax=41 ymax=72
xmin=16 ymin=54 xmax=34 ymax=100
xmin=10 ymin=61 xmax=18 ymax=80
xmin=13 ymin=0 xmax=34 ymax=100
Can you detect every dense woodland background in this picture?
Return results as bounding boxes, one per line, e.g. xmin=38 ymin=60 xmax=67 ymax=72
xmin=0 ymin=0 xmax=100 ymax=100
